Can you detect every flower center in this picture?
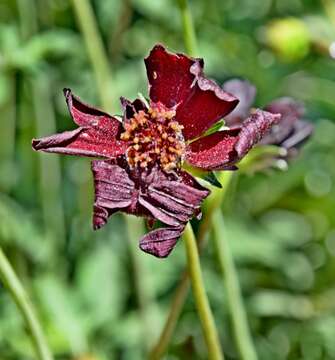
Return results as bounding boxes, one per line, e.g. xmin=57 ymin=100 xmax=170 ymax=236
xmin=121 ymin=103 xmax=185 ymax=172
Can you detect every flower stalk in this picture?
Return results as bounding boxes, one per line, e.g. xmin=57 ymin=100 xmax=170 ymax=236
xmin=70 ymin=0 xmax=113 ymax=111
xmin=149 ymin=172 xmax=234 ymax=358
xmin=183 ymin=223 xmax=224 ymax=360
xmin=0 ymin=247 xmax=53 ymax=360
xmin=149 ymin=271 xmax=190 ymax=360
xmin=176 ymin=0 xmax=198 ymax=56
xmin=212 ymin=211 xmax=258 ymax=360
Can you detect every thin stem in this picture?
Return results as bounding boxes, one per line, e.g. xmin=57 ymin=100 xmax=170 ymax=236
xmin=70 ymin=3 xmax=157 ymax=353
xmin=176 ymin=0 xmax=198 ymax=56
xmin=126 ymin=216 xmax=158 ymax=354
xmin=0 ymin=247 xmax=53 ymax=360
xmin=149 ymin=271 xmax=190 ymax=360
xmin=150 ymin=172 xmax=234 ymax=358
xmin=212 ymin=211 xmax=258 ymax=360
xmin=322 ymin=0 xmax=335 ymax=27
xmin=70 ymin=0 xmax=113 ymax=111
xmin=183 ymin=223 xmax=224 ymax=360
xmin=32 ymin=74 xmax=66 ymax=247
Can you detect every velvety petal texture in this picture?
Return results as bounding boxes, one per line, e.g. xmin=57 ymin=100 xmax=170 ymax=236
xmin=92 ymin=160 xmax=136 ymax=230
xmin=91 ymin=161 xmax=209 ymax=258
xmin=235 ymin=109 xmax=281 ymax=158
xmin=145 ymin=45 xmax=238 ymax=140
xmin=186 ymin=129 xmax=240 ymax=170
xmin=139 ymin=226 xmax=185 ymax=258
xmin=186 ymin=110 xmax=280 ymax=170
xmin=32 ymin=89 xmax=127 ymax=158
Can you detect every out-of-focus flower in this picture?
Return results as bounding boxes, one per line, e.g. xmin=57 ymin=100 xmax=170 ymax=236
xmin=223 ymin=78 xmax=313 ymax=167
xmin=32 ymin=45 xmax=279 ymax=258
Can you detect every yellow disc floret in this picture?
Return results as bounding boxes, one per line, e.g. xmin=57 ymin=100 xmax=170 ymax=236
xmin=121 ymin=103 xmax=185 ymax=172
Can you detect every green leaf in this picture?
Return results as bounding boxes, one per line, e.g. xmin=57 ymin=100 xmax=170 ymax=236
xmin=201 ymin=119 xmax=226 ymax=137
xmin=201 ymin=171 xmax=223 ymax=188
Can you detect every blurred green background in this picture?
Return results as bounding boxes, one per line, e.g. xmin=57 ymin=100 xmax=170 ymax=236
xmin=1 ymin=0 xmax=335 ymax=359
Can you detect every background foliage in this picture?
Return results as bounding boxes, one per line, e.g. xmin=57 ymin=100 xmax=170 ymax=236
xmin=1 ymin=0 xmax=335 ymax=359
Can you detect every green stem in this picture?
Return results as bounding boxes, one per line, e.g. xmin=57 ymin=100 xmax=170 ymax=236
xmin=149 ymin=271 xmax=190 ymax=360
xmin=177 ymin=0 xmax=198 ymax=56
xmin=183 ymin=223 xmax=224 ymax=360
xmin=70 ymin=2 xmax=157 ymax=353
xmin=126 ymin=216 xmax=158 ymax=354
xmin=32 ymin=74 xmax=66 ymax=247
xmin=149 ymin=172 xmax=234 ymax=358
xmin=212 ymin=211 xmax=258 ymax=360
xmin=70 ymin=0 xmax=113 ymax=111
xmin=0 ymin=247 xmax=53 ymax=360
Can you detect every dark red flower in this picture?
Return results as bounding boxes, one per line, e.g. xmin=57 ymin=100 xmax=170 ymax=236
xmin=223 ymin=78 xmax=314 ymax=160
xmin=32 ymin=45 xmax=279 ymax=258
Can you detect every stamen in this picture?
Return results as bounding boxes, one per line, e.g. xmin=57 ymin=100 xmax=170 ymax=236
xmin=121 ymin=103 xmax=184 ymax=172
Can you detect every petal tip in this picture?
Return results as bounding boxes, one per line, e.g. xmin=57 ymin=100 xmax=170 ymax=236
xmin=63 ymin=88 xmax=71 ymax=98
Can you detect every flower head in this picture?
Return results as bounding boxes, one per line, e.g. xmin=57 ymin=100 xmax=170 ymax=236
xmin=223 ymin=78 xmax=314 ymax=163
xmin=32 ymin=45 xmax=280 ymax=258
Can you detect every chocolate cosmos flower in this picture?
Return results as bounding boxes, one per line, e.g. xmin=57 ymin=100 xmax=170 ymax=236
xmin=223 ymin=78 xmax=314 ymax=159
xmin=32 ymin=45 xmax=280 ymax=258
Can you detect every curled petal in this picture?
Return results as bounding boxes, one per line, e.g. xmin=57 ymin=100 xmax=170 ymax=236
xmin=32 ymin=89 xmax=127 ymax=158
xmin=223 ymin=79 xmax=256 ymax=126
xmin=64 ymin=88 xmax=114 ymax=126
xmin=145 ymin=45 xmax=238 ymax=140
xmin=32 ymin=124 xmax=127 ymax=158
xmin=235 ymin=109 xmax=281 ymax=159
xmin=139 ymin=226 xmax=185 ymax=258
xmin=92 ymin=160 xmax=135 ymax=229
xmin=120 ymin=96 xmax=148 ymax=121
xmin=186 ymin=110 xmax=280 ymax=170
xmin=176 ymin=61 xmax=238 ymax=140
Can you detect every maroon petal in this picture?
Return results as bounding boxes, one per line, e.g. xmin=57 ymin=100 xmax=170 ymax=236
xmin=145 ymin=45 xmax=238 ymax=140
xmin=223 ymin=79 xmax=256 ymax=126
xmin=120 ymin=96 xmax=148 ymax=121
xmin=145 ymin=44 xmax=198 ymax=108
xmin=64 ymin=88 xmax=113 ymax=126
xmin=91 ymin=160 xmax=135 ymax=230
xmin=32 ymin=124 xmax=127 ymax=158
xmin=186 ymin=110 xmax=280 ymax=170
xmin=139 ymin=170 xmax=209 ymax=227
xmin=32 ymin=89 xmax=127 ymax=158
xmin=139 ymin=226 xmax=185 ymax=258
xmin=235 ymin=109 xmax=281 ymax=158
xmin=185 ymin=129 xmax=240 ymax=170
xmin=175 ymin=61 xmax=238 ymax=140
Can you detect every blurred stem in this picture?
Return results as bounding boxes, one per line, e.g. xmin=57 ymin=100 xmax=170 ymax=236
xmin=212 ymin=211 xmax=258 ymax=360
xmin=70 ymin=0 xmax=113 ymax=111
xmin=71 ymin=0 xmax=156 ymax=351
xmin=183 ymin=223 xmax=224 ymax=360
xmin=0 ymin=247 xmax=53 ymax=360
xmin=126 ymin=216 xmax=157 ymax=354
xmin=177 ymin=0 xmax=198 ymax=56
xmin=322 ymin=0 xmax=335 ymax=27
xmin=17 ymin=0 xmax=37 ymax=39
xmin=32 ymin=74 xmax=66 ymax=246
xmin=149 ymin=172 xmax=234 ymax=358
xmin=149 ymin=271 xmax=190 ymax=360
